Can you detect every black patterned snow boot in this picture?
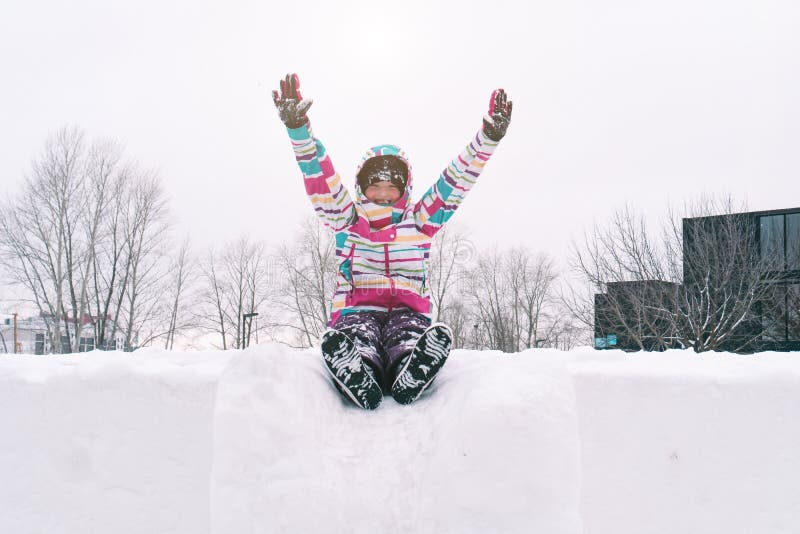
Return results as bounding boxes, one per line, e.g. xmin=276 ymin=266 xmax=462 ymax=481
xmin=321 ymin=329 xmax=383 ymax=410
xmin=391 ymin=324 xmax=453 ymax=405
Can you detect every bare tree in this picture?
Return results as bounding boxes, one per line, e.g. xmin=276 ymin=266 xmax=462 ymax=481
xmin=558 ymin=277 xmax=596 ymax=345
xmin=97 ymin=169 xmax=170 ymax=350
xmin=568 ymin=197 xmax=785 ymax=353
xmin=163 ymin=237 xmax=196 ymax=350
xmin=89 ymin=165 xmax=131 ymax=349
xmin=506 ymin=247 xmax=558 ymax=349
xmin=566 ymin=205 xmax=678 ymax=351
xmin=464 ymin=247 xmax=560 ymax=352
xmin=666 ymin=196 xmax=783 ymax=352
xmin=271 ymin=217 xmax=337 ymax=348
xmin=66 ymin=138 xmax=124 ymax=351
xmin=439 ymin=298 xmax=472 ymax=349
xmin=466 ymin=249 xmax=514 ymax=351
xmin=428 ymin=224 xmax=474 ymax=323
xmin=0 ymin=127 xmax=178 ymax=353
xmin=199 ymin=237 xmax=270 ymax=350
xmin=541 ymin=308 xmax=589 ymax=351
xmin=0 ymin=127 xmax=94 ymax=352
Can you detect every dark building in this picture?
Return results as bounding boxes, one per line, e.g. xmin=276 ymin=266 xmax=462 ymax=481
xmin=755 ymin=208 xmax=800 ymax=350
xmin=594 ymin=281 xmax=680 ymax=351
xmin=594 ymin=207 xmax=800 ymax=352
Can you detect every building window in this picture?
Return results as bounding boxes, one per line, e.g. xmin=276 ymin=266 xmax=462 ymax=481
xmin=79 ymin=337 xmax=95 ymax=352
xmin=760 ymin=214 xmax=785 ymax=269
xmin=762 ymin=283 xmax=800 ymax=343
xmin=35 ymin=333 xmax=45 ymax=355
xmin=789 ymin=284 xmax=800 ymax=342
xmin=788 ymin=213 xmax=800 ymax=270
xmin=761 ymin=285 xmax=785 ymax=342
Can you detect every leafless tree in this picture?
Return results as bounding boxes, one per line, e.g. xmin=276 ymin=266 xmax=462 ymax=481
xmin=465 ymin=249 xmax=513 ymax=351
xmin=89 ymin=165 xmax=131 ymax=349
xmin=439 ymin=298 xmax=472 ymax=349
xmin=115 ymin=172 xmax=170 ymax=348
xmin=270 ymin=217 xmax=337 ymax=348
xmin=0 ymin=127 xmax=177 ymax=353
xmin=65 ymin=138 xmax=124 ymax=351
xmin=0 ymin=127 xmax=95 ymax=352
xmin=565 ymin=205 xmax=678 ymax=351
xmin=666 ymin=196 xmax=783 ymax=352
xmin=428 ymin=224 xmax=474 ymax=323
xmin=568 ymin=196 xmax=785 ymax=353
xmin=465 ymin=247 xmax=560 ymax=352
xmin=199 ymin=237 xmax=270 ymax=350
xmin=163 ymin=237 xmax=196 ymax=350
xmin=506 ymin=247 xmax=558 ymax=349
xmin=541 ymin=309 xmax=590 ymax=351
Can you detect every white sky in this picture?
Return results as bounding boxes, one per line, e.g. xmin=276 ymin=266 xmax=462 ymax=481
xmin=2 ymin=0 xmax=798 ymax=268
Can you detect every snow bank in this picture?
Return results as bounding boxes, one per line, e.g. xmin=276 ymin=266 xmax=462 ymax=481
xmin=572 ymin=349 xmax=800 ymax=534
xmin=0 ymin=349 xmax=230 ymax=534
xmin=1 ymin=345 xmax=799 ymax=534
xmin=210 ymin=346 xmax=581 ymax=534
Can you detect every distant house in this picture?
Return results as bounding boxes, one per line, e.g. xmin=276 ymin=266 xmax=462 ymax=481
xmin=594 ymin=207 xmax=800 ymax=352
xmin=0 ymin=313 xmax=131 ymax=355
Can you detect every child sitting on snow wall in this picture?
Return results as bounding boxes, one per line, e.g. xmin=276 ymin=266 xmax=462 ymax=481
xmin=273 ymin=73 xmax=512 ymax=410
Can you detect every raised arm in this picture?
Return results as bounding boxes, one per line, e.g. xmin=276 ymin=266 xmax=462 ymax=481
xmin=413 ymin=89 xmax=513 ymax=237
xmin=273 ymin=74 xmax=356 ymax=231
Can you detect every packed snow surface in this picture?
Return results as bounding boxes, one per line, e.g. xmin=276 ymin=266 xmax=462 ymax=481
xmin=1 ymin=345 xmax=799 ymax=534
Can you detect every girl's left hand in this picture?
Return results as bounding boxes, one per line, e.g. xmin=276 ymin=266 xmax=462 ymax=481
xmin=482 ymin=89 xmax=513 ymax=141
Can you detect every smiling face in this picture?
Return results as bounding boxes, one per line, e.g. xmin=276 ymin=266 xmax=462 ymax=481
xmin=363 ymin=181 xmax=402 ymax=206
xmin=357 ymin=154 xmax=408 ymax=207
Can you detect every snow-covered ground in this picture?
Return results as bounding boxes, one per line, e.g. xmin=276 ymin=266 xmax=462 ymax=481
xmin=1 ymin=345 xmax=798 ymax=534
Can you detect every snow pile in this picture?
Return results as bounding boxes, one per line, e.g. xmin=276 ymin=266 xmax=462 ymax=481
xmin=210 ymin=346 xmax=580 ymax=534
xmin=1 ymin=345 xmax=799 ymax=534
xmin=0 ymin=350 xmax=230 ymax=534
xmin=573 ymin=351 xmax=800 ymax=534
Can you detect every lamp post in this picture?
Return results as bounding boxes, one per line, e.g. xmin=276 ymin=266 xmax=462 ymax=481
xmin=242 ymin=312 xmax=259 ymax=349
xmin=13 ymin=312 xmax=19 ymax=354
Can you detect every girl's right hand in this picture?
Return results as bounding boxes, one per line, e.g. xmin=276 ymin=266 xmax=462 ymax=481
xmin=272 ymin=73 xmax=314 ymax=128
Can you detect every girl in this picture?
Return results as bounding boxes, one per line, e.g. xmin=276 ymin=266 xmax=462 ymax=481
xmin=273 ymin=74 xmax=512 ymax=409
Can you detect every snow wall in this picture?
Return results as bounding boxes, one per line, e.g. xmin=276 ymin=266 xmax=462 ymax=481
xmin=1 ymin=345 xmax=799 ymax=534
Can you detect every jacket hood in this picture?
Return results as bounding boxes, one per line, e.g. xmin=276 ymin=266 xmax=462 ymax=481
xmin=354 ymin=144 xmax=413 ymax=229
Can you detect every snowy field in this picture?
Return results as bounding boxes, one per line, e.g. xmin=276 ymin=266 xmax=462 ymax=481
xmin=1 ymin=345 xmax=798 ymax=534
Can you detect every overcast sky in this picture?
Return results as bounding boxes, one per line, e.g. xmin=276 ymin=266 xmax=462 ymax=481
xmin=2 ymin=0 xmax=798 ymax=268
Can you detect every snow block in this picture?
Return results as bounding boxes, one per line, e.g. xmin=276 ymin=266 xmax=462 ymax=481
xmin=573 ymin=350 xmax=800 ymax=534
xmin=210 ymin=345 xmax=582 ymax=534
xmin=5 ymin=345 xmax=799 ymax=534
xmin=0 ymin=349 xmax=227 ymax=534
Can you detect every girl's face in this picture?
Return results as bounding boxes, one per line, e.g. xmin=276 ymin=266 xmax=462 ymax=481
xmin=364 ymin=181 xmax=402 ymax=206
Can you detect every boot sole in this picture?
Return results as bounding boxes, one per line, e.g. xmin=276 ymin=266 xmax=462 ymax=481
xmin=321 ymin=330 xmax=382 ymax=410
xmin=391 ymin=324 xmax=452 ymax=405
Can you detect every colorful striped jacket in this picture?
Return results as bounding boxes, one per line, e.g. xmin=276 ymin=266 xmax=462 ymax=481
xmin=287 ymin=122 xmax=500 ymax=325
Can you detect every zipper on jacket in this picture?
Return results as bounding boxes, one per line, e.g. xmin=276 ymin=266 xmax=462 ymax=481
xmin=384 ymin=243 xmax=396 ymax=311
xmin=347 ymin=243 xmax=356 ymax=298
